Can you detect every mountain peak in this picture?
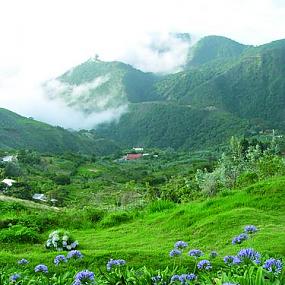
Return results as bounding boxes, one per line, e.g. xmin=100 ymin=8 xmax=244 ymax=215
xmin=187 ymin=35 xmax=249 ymax=67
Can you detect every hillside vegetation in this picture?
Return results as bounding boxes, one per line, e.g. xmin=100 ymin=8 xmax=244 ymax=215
xmin=0 ymin=108 xmax=119 ymax=155
xmin=65 ymin=36 xmax=285 ymax=150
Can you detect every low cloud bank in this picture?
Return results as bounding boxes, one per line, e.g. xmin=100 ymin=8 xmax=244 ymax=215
xmin=0 ymin=70 xmax=127 ymax=130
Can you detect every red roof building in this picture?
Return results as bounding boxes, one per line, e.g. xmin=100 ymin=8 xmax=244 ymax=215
xmin=126 ymin=153 xmax=143 ymax=160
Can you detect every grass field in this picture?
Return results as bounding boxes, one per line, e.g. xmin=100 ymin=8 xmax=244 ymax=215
xmin=1 ymin=176 xmax=284 ymax=273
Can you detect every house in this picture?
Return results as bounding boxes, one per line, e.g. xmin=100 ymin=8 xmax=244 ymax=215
xmin=32 ymin=193 xmax=48 ymax=202
xmin=126 ymin=153 xmax=143 ymax=160
xmin=1 ymin=179 xmax=16 ymax=187
xmin=1 ymin=155 xmax=16 ymax=163
xmin=132 ymin=147 xmax=144 ymax=153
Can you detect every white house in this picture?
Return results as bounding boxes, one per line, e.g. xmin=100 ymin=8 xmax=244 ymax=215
xmin=133 ymin=147 xmax=144 ymax=152
xmin=1 ymin=179 xmax=16 ymax=187
xmin=1 ymin=155 xmax=17 ymax=163
xmin=32 ymin=193 xmax=48 ymax=202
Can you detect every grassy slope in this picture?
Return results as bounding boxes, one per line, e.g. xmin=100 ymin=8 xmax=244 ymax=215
xmin=0 ymin=108 xmax=120 ymax=155
xmin=0 ymin=176 xmax=284 ymax=269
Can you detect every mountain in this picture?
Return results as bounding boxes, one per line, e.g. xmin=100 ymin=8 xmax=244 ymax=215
xmin=96 ymin=102 xmax=249 ymax=150
xmin=0 ymin=108 xmax=119 ymax=155
xmin=152 ymin=37 xmax=285 ymax=130
xmin=45 ymin=35 xmax=285 ymax=151
xmin=186 ymin=35 xmax=250 ymax=67
xmin=44 ymin=59 xmax=161 ymax=114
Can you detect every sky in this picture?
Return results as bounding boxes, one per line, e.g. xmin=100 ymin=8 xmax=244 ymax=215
xmin=0 ymin=0 xmax=285 ymax=129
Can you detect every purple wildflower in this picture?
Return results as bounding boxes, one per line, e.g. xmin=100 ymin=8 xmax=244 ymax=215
xmin=237 ymin=248 xmax=261 ymax=264
xmin=263 ymin=258 xmax=283 ymax=274
xmin=170 ymin=273 xmax=196 ymax=284
xmin=188 ymin=249 xmax=204 ymax=258
xmin=73 ymin=270 xmax=95 ymax=284
xmin=10 ymin=274 xmax=21 ymax=283
xmin=17 ymin=258 xmax=29 ymax=265
xmin=35 ymin=264 xmax=48 ymax=273
xmin=180 ymin=273 xmax=196 ymax=283
xmin=106 ymin=259 xmax=126 ymax=271
xmin=54 ymin=254 xmax=67 ymax=266
xmin=223 ymin=255 xmax=241 ymax=266
xmin=67 ymin=250 xmax=83 ymax=259
xmin=174 ymin=241 xmax=188 ymax=249
xmin=170 ymin=275 xmax=181 ymax=282
xmin=244 ymin=225 xmax=257 ymax=234
xmin=170 ymin=249 xmax=182 ymax=257
xmin=197 ymin=260 xmax=212 ymax=270
xmin=232 ymin=233 xmax=248 ymax=244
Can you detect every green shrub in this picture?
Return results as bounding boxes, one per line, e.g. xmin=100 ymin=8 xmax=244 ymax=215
xmin=53 ymin=174 xmax=71 ymax=185
xmin=85 ymin=207 xmax=105 ymax=223
xmin=0 ymin=225 xmax=40 ymax=243
xmin=147 ymin=200 xmax=176 ymax=213
xmin=236 ymin=172 xmax=259 ymax=188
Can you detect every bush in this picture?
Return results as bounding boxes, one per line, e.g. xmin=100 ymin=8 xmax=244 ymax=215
xmin=236 ymin=172 xmax=259 ymax=188
xmin=46 ymin=229 xmax=78 ymax=251
xmin=4 ymin=162 xmax=21 ymax=177
xmin=85 ymin=208 xmax=105 ymax=223
xmin=53 ymin=175 xmax=71 ymax=185
xmin=0 ymin=225 xmax=40 ymax=243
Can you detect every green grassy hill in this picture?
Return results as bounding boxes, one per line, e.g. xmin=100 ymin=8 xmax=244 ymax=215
xmin=0 ymin=108 xmax=120 ymax=155
xmin=1 ymin=176 xmax=284 ymax=268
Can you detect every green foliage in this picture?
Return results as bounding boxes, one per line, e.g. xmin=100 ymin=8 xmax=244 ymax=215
xmin=4 ymin=162 xmax=21 ymax=177
xmin=146 ymin=200 xmax=176 ymax=213
xmin=0 ymin=108 xmax=120 ymax=155
xmin=0 ymin=225 xmax=40 ymax=243
xmin=195 ymin=137 xmax=285 ymax=195
xmin=100 ymin=211 xmax=133 ymax=228
xmin=97 ymin=102 xmax=249 ymax=151
xmin=53 ymin=174 xmax=71 ymax=185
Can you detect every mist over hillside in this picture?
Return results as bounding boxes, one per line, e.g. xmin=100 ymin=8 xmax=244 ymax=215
xmin=38 ymin=35 xmax=285 ymax=151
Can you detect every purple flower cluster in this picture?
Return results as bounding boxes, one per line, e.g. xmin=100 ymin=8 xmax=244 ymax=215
xmin=54 ymin=254 xmax=67 ymax=266
xmin=263 ymin=258 xmax=283 ymax=274
xmin=67 ymin=250 xmax=84 ymax=259
xmin=188 ymin=249 xmax=204 ymax=258
xmin=174 ymin=241 xmax=188 ymax=249
xmin=169 ymin=249 xmax=182 ymax=257
xmin=73 ymin=270 xmax=95 ymax=285
xmin=34 ymin=264 xmax=48 ymax=273
xmin=170 ymin=273 xmax=196 ymax=284
xmin=106 ymin=259 xmax=126 ymax=271
xmin=237 ymin=248 xmax=261 ymax=264
xmin=9 ymin=273 xmax=21 ymax=283
xmin=18 ymin=258 xmax=29 ymax=265
xmin=223 ymin=255 xmax=241 ymax=266
xmin=232 ymin=233 xmax=248 ymax=245
xmin=244 ymin=225 xmax=257 ymax=234
xmin=197 ymin=260 xmax=212 ymax=270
